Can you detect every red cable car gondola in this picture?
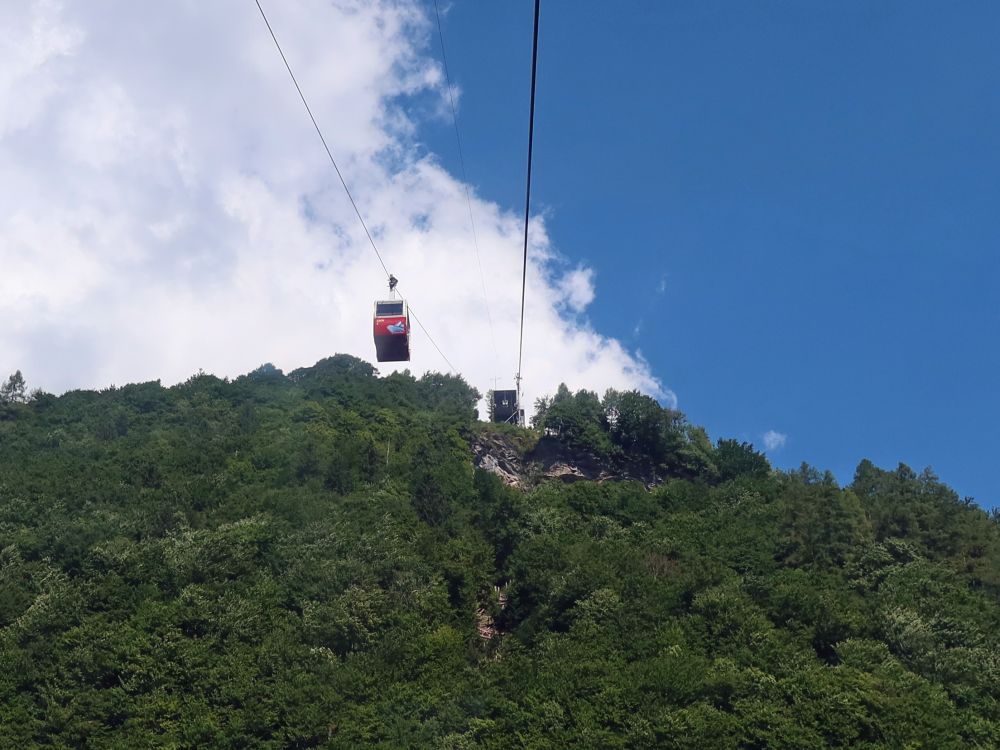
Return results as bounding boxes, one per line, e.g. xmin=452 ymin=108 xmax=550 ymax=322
xmin=373 ymin=275 xmax=410 ymax=362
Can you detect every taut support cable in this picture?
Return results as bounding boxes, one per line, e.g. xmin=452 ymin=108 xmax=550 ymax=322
xmin=515 ymin=0 xmax=542 ymax=425
xmin=255 ymin=0 xmax=457 ymax=374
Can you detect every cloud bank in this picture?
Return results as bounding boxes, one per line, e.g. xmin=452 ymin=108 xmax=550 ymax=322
xmin=0 ymin=0 xmax=666 ymax=416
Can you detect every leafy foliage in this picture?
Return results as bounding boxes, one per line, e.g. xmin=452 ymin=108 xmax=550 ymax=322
xmin=1 ymin=357 xmax=999 ymax=746
xmin=534 ymin=384 xmax=768 ymax=482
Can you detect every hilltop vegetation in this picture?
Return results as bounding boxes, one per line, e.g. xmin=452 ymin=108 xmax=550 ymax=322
xmin=1 ymin=355 xmax=999 ymax=748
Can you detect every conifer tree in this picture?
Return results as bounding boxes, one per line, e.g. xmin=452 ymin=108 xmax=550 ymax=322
xmin=0 ymin=369 xmax=26 ymax=403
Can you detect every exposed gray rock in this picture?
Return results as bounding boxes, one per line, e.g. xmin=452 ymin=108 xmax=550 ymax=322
xmin=471 ymin=432 xmax=665 ymax=490
xmin=471 ymin=434 xmax=522 ymax=487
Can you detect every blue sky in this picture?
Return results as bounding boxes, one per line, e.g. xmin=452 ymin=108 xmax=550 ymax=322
xmin=422 ymin=1 xmax=1000 ymax=506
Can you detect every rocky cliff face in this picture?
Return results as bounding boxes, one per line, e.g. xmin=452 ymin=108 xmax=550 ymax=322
xmin=471 ymin=431 xmax=664 ymax=489
xmin=471 ymin=432 xmax=525 ymax=487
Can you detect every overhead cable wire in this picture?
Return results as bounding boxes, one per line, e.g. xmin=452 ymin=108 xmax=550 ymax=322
xmin=255 ymin=0 xmax=389 ymax=278
xmin=432 ymin=0 xmax=500 ymax=373
xmin=516 ymin=0 xmax=541 ymax=411
xmin=401 ymin=295 xmax=457 ymax=374
xmin=255 ymin=0 xmax=456 ymax=374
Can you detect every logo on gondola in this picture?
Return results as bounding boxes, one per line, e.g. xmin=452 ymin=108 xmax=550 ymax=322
xmin=387 ymin=321 xmax=406 ymax=335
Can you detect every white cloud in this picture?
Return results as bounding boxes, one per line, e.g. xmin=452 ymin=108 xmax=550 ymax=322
xmin=557 ymin=267 xmax=596 ymax=313
xmin=0 ymin=0 xmax=667 ymax=417
xmin=762 ymin=430 xmax=787 ymax=452
xmin=0 ymin=0 xmax=84 ymax=137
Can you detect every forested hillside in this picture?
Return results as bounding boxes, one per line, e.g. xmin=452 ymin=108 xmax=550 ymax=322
xmin=2 ymin=355 xmax=999 ymax=748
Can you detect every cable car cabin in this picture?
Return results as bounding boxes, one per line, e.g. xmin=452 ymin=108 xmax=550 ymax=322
xmin=492 ymin=390 xmax=521 ymax=425
xmin=373 ymin=299 xmax=410 ymax=362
